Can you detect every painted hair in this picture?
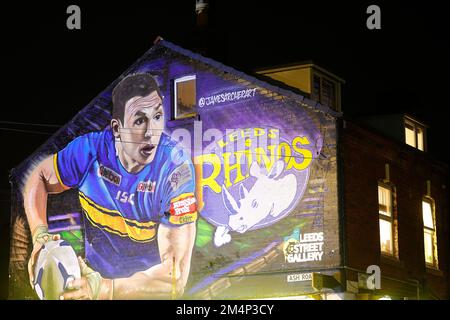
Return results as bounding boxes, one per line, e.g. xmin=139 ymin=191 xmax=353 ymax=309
xmin=112 ymin=73 xmax=161 ymax=122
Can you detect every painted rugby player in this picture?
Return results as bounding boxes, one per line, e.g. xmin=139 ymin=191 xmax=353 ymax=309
xmin=23 ymin=73 xmax=197 ymax=299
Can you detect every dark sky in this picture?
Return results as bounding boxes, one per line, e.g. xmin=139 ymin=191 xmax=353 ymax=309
xmin=2 ymin=4 xmax=450 ymax=181
xmin=2 ymin=1 xmax=450 ymax=186
xmin=0 ymin=0 xmax=449 ymax=300
xmin=3 ymin=1 xmax=449 ymax=173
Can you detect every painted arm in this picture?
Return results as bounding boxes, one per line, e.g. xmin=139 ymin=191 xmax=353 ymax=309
xmin=23 ymin=155 xmax=69 ymax=233
xmin=112 ymin=222 xmax=196 ymax=299
xmin=23 ymin=155 xmax=70 ymax=287
xmin=63 ymin=222 xmax=197 ymax=300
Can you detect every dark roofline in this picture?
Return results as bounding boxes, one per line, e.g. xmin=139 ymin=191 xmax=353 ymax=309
xmin=253 ymin=60 xmax=315 ymax=72
xmin=155 ymin=37 xmax=341 ymax=118
xmin=345 ymin=115 xmax=447 ymax=169
xmin=353 ymin=112 xmax=429 ymax=128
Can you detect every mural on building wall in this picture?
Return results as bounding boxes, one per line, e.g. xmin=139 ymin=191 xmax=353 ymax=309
xmin=9 ymin=41 xmax=339 ymax=300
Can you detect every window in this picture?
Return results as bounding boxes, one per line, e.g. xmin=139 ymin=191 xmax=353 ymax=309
xmin=321 ymin=78 xmax=336 ymax=109
xmin=312 ymin=74 xmax=337 ymax=110
xmin=422 ymin=198 xmax=438 ymax=268
xmin=404 ymin=119 xmax=425 ymax=151
xmin=378 ymin=184 xmax=396 ymax=256
xmin=173 ymin=75 xmax=196 ymax=119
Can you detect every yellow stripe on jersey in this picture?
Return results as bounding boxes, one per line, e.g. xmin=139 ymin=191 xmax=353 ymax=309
xmin=169 ymin=212 xmax=198 ymax=225
xmin=79 ymin=192 xmax=156 ymax=243
xmin=53 ymin=153 xmax=69 ymax=189
xmin=170 ymin=192 xmax=196 ymax=203
xmin=79 ymin=191 xmax=156 ymax=228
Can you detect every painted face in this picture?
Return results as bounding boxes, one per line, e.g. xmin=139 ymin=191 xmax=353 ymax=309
xmin=116 ymin=90 xmax=164 ymax=171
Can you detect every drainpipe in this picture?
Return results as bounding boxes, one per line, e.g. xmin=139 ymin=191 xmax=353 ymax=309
xmin=336 ymin=117 xmax=348 ymax=293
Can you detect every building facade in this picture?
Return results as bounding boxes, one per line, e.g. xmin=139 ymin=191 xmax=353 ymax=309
xmin=9 ymin=39 xmax=341 ymax=300
xmin=8 ymin=39 xmax=448 ymax=300
xmin=261 ymin=63 xmax=449 ymax=300
xmin=341 ymin=117 xmax=448 ymax=299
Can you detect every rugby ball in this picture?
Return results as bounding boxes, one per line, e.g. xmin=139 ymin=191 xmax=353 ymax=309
xmin=33 ymin=239 xmax=81 ymax=300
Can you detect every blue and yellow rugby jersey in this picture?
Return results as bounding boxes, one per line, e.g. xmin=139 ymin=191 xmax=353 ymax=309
xmin=53 ymin=128 xmax=197 ymax=278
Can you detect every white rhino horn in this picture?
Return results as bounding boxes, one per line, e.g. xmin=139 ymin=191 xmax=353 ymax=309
xmin=222 ymin=185 xmax=239 ymax=215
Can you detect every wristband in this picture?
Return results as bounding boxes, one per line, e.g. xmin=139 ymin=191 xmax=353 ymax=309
xmin=80 ymin=258 xmax=103 ymax=300
xmin=86 ymin=271 xmax=102 ymax=300
xmin=32 ymin=224 xmax=50 ymax=245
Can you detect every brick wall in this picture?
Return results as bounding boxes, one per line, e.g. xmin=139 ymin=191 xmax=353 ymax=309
xmin=341 ymin=119 xmax=449 ymax=299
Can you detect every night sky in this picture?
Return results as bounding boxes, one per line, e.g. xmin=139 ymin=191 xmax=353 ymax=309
xmin=3 ymin=1 xmax=450 ymax=186
xmin=1 ymin=0 xmax=449 ymax=298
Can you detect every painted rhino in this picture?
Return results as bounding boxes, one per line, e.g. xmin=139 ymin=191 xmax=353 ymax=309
xmin=214 ymin=160 xmax=298 ymax=247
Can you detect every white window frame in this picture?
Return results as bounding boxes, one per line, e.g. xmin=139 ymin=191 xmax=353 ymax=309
xmin=404 ymin=117 xmax=426 ymax=151
xmin=422 ymin=197 xmax=438 ymax=269
xmin=378 ymin=183 xmax=396 ymax=256
xmin=173 ymin=75 xmax=197 ymax=120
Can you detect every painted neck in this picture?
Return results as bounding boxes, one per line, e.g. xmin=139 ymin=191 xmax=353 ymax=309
xmin=115 ymin=140 xmax=145 ymax=174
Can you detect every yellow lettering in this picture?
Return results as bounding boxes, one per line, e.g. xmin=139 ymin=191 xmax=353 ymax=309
xmin=277 ymin=142 xmax=292 ymax=166
xmin=254 ymin=128 xmax=265 ymax=137
xmin=223 ymin=151 xmax=246 ymax=188
xmin=268 ymin=129 xmax=279 ymax=139
xmin=289 ymin=136 xmax=312 ymax=170
xmin=241 ymin=128 xmax=252 ymax=138
xmin=195 ymin=132 xmax=314 ymax=201
xmin=217 ymin=139 xmax=227 ymax=148
xmin=243 ymin=149 xmax=253 ymax=178
xmin=194 ymin=154 xmax=222 ymax=194
xmin=255 ymin=145 xmax=276 ymax=173
xmin=229 ymin=132 xmax=238 ymax=142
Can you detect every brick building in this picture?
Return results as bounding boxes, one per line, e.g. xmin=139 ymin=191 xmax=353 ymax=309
xmin=7 ymin=39 xmax=449 ymax=300
xmin=341 ymin=116 xmax=449 ymax=299
xmin=260 ymin=63 xmax=449 ymax=299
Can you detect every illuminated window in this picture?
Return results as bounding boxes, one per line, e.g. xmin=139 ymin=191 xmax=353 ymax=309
xmin=378 ymin=185 xmax=395 ymax=255
xmin=422 ymin=199 xmax=438 ymax=267
xmin=404 ymin=119 xmax=425 ymax=151
xmin=312 ymin=74 xmax=337 ymax=110
xmin=174 ymin=75 xmax=196 ymax=119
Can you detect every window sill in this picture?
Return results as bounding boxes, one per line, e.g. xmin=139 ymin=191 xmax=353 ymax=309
xmin=167 ymin=114 xmax=199 ymax=128
xmin=404 ymin=143 xmax=426 ymax=153
xmin=380 ymin=254 xmax=404 ymax=268
xmin=426 ymin=266 xmax=443 ymax=277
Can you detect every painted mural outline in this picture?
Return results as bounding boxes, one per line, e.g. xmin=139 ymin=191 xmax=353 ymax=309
xmin=9 ymin=39 xmax=339 ymax=300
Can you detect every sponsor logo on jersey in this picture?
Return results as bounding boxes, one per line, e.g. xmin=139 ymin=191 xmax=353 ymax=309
xmin=168 ymin=193 xmax=197 ymax=225
xmin=137 ymin=180 xmax=156 ymax=193
xmin=169 ymin=162 xmax=192 ymax=192
xmin=98 ymin=165 xmax=122 ymax=186
xmin=171 ymin=195 xmax=196 ymax=216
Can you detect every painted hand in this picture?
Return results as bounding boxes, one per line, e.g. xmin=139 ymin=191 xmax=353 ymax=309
xmin=61 ymin=257 xmax=112 ymax=300
xmin=27 ymin=224 xmax=60 ymax=289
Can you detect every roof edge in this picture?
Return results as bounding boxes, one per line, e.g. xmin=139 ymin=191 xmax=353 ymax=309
xmin=255 ymin=60 xmax=345 ymax=84
xmin=155 ymin=38 xmax=342 ymax=119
